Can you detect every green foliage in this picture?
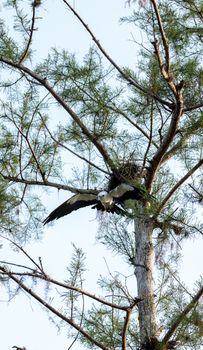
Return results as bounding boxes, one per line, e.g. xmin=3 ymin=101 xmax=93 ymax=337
xmin=59 ymin=245 xmax=87 ymax=326
xmin=0 ymin=1 xmax=202 ymax=349
xmin=81 ymin=273 xmax=139 ymax=349
xmin=157 ymin=277 xmax=203 ymax=349
xmin=82 ymin=305 xmax=127 ymax=349
xmin=36 ymin=48 xmax=120 ymax=144
xmin=0 ymin=19 xmax=20 ymax=60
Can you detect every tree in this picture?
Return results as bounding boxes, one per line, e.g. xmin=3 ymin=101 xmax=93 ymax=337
xmin=0 ymin=0 xmax=203 ymax=349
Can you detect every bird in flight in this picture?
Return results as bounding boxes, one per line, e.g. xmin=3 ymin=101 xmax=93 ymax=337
xmin=43 ymin=183 xmax=146 ymax=225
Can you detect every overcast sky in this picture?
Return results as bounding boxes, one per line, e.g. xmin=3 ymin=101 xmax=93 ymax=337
xmin=0 ymin=1 xmax=202 ymax=350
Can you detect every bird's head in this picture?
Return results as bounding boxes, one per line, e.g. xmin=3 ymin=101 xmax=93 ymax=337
xmin=97 ymin=191 xmax=108 ymax=201
xmin=97 ymin=191 xmax=114 ymax=207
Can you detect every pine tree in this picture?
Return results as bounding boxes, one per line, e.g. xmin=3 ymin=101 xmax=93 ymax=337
xmin=0 ymin=1 xmax=202 ymax=350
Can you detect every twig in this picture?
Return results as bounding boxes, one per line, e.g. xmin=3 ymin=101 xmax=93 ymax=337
xmin=39 ymin=113 xmax=109 ymax=175
xmin=142 ymin=100 xmax=154 ymax=171
xmin=164 ymin=264 xmax=194 ymax=299
xmin=0 ymin=264 xmax=135 ymax=311
xmin=157 ymin=158 xmax=203 ymax=215
xmin=146 ymin=97 xmax=184 ymax=191
xmin=184 ymin=103 xmax=203 ymax=112
xmin=0 ymin=235 xmax=43 ymax=273
xmin=188 ymin=183 xmax=203 ymax=200
xmin=18 ymin=4 xmax=36 ymax=64
xmin=0 ymin=261 xmax=34 ymax=272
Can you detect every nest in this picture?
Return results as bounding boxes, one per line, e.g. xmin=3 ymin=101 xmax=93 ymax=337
xmin=107 ymin=161 xmax=147 ymax=191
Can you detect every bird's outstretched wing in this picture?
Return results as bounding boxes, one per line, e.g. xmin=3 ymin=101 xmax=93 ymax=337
xmin=43 ymin=193 xmax=97 ymax=225
xmin=109 ymin=183 xmax=145 ymax=202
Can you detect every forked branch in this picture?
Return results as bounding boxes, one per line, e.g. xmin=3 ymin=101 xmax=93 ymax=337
xmin=157 ymin=158 xmax=203 ymax=215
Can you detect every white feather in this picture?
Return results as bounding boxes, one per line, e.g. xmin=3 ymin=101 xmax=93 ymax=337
xmin=68 ymin=193 xmax=97 ymax=204
xmin=109 ymin=183 xmax=134 ymax=198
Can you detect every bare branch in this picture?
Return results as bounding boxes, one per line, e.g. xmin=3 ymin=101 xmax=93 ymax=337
xmin=0 ymin=173 xmax=99 ymax=195
xmin=0 ymin=235 xmax=44 ymax=274
xmin=150 ymin=0 xmax=170 ymax=71
xmin=162 ymin=115 xmax=203 ymax=163
xmin=142 ymin=101 xmax=154 ymax=170
xmin=145 ymin=4 xmax=185 ymax=191
xmin=0 ymin=266 xmax=109 ymax=350
xmin=146 ymin=100 xmax=184 ymax=191
xmin=188 ymin=183 xmax=203 ymax=201
xmin=156 ymin=158 xmax=203 ymax=215
xmin=184 ymin=103 xmax=203 ymax=112
xmin=0 ymin=235 xmax=140 ymax=310
xmin=122 ymin=308 xmax=132 ymax=350
xmin=0 ymin=261 xmax=34 ymax=272
xmin=0 ymin=268 xmax=141 ymax=312
xmin=18 ymin=4 xmax=37 ymax=64
xmin=35 ymin=274 xmax=139 ymax=311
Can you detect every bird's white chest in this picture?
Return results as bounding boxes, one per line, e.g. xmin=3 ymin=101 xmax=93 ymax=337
xmin=99 ymin=194 xmax=114 ymax=208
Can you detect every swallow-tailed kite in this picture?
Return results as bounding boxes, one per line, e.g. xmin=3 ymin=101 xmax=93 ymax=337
xmin=43 ymin=183 xmax=145 ymax=224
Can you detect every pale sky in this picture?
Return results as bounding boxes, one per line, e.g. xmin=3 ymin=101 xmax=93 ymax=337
xmin=0 ymin=1 xmax=202 ymax=350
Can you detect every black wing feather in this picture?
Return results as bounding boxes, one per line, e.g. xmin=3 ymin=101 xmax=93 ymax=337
xmin=91 ymin=202 xmax=128 ymax=216
xmin=117 ymin=187 xmax=145 ymax=202
xmin=43 ymin=194 xmax=97 ymax=225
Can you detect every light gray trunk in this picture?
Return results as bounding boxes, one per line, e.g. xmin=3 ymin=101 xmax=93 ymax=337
xmin=134 ymin=216 xmax=157 ymax=347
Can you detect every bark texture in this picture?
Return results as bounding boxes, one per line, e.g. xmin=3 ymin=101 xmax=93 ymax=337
xmin=134 ymin=215 xmax=157 ymax=348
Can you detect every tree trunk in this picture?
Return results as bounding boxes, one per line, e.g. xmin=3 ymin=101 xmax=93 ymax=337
xmin=134 ymin=215 xmax=158 ymax=349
